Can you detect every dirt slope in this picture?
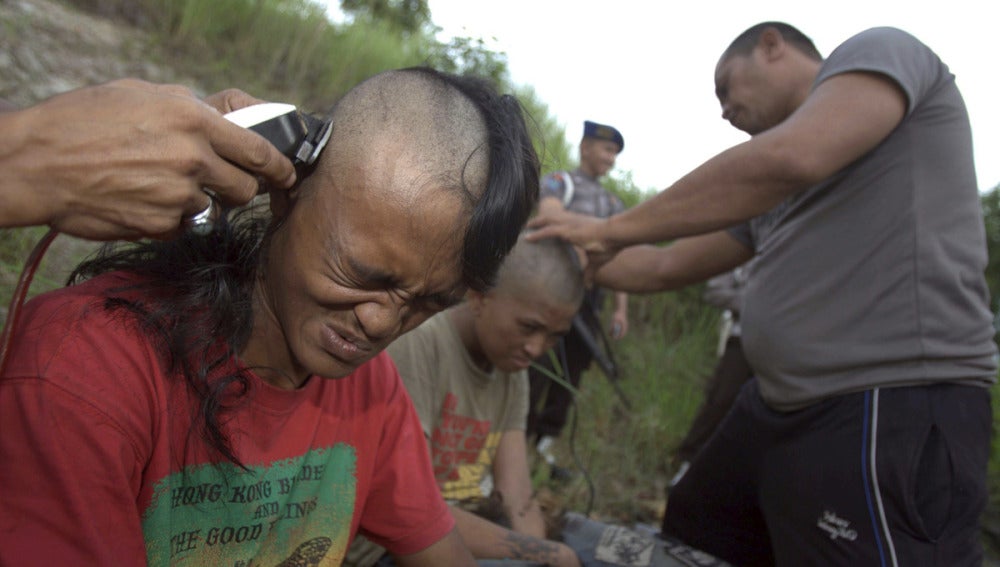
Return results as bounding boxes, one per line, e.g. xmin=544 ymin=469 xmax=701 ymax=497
xmin=0 ymin=0 xmax=195 ymax=106
xmin=0 ymin=0 xmax=204 ymax=297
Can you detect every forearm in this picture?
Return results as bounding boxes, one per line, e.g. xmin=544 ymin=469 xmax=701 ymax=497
xmin=595 ymin=232 xmax=753 ymax=294
xmin=451 ymin=507 xmax=576 ymax=566
xmin=594 ymin=246 xmax=700 ymax=292
xmin=394 ymin=529 xmax=476 ymax=567
xmin=614 ymin=291 xmax=628 ymax=314
xmin=504 ymin=496 xmax=547 ymax=539
xmin=601 ymin=139 xmax=805 ymax=249
xmin=0 ymin=108 xmax=54 ymax=228
xmin=531 ymin=74 xmax=906 ymax=262
xmin=492 ymin=430 xmax=545 ymax=537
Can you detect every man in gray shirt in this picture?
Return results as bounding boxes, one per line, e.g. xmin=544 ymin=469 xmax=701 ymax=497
xmin=529 ymin=22 xmax=996 ymax=566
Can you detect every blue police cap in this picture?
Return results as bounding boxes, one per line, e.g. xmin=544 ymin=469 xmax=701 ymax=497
xmin=583 ymin=120 xmax=624 ymax=153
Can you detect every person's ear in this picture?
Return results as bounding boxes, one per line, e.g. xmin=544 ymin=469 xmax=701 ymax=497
xmin=467 ymin=290 xmax=487 ymax=316
xmin=268 ymin=183 xmax=301 ymax=218
xmin=758 ymin=27 xmax=786 ymax=61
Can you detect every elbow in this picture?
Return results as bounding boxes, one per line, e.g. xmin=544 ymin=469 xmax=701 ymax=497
xmin=650 ymin=256 xmax=698 ymax=291
xmin=761 ymin=138 xmax=836 ymax=194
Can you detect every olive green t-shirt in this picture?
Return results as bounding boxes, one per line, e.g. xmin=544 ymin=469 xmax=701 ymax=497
xmin=386 ymin=311 xmax=529 ymax=501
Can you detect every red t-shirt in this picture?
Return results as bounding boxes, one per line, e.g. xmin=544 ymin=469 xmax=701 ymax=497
xmin=0 ymin=272 xmax=452 ymax=566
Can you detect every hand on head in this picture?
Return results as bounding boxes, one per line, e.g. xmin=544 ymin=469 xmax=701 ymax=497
xmin=0 ymin=78 xmax=297 ymax=240
xmin=526 ymin=208 xmax=620 ymax=283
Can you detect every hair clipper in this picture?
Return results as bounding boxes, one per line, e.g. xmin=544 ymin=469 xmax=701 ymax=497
xmin=223 ymin=103 xmax=332 ymax=172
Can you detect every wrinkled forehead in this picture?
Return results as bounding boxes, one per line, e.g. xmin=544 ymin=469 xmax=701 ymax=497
xmin=319 ymin=127 xmax=485 ymax=211
xmin=287 ymin=128 xmax=470 ymax=258
xmin=306 ymin=158 xmax=469 ymax=238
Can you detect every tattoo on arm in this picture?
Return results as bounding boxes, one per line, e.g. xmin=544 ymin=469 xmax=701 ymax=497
xmin=500 ymin=531 xmax=560 ymax=563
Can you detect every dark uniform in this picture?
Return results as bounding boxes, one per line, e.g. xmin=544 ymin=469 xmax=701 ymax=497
xmin=527 ymin=121 xmax=625 ymax=445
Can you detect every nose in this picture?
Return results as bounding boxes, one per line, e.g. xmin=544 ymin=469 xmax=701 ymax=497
xmin=354 ymin=294 xmax=406 ymax=341
xmin=524 ymin=334 xmax=550 ymax=359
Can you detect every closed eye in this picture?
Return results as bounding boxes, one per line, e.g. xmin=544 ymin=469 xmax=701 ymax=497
xmin=416 ymin=292 xmax=463 ymax=312
xmin=519 ymin=321 xmax=543 ymax=334
xmin=344 ymin=254 xmax=463 ymax=312
xmin=345 ymin=256 xmax=397 ymax=290
xmin=716 ymin=87 xmax=728 ymax=106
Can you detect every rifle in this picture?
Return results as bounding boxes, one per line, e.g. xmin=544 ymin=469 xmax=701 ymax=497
xmin=550 ymin=238 xmax=631 ymax=409
xmin=572 ymin=303 xmax=631 ymax=410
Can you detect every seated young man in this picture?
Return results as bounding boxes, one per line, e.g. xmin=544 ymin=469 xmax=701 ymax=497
xmin=0 ymin=67 xmax=539 ymax=567
xmin=346 ymin=235 xmax=585 ymax=567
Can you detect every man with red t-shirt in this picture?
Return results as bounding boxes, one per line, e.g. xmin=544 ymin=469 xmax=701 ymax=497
xmin=0 ymin=67 xmax=539 ymax=566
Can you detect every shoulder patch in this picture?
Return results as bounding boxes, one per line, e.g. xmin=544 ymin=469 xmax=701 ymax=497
xmin=541 ymin=173 xmax=566 ymax=195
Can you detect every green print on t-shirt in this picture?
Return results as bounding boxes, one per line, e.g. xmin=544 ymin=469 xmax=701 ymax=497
xmin=142 ymin=445 xmax=357 ymax=567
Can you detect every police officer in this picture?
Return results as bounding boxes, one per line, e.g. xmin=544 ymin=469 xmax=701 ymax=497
xmin=527 ymin=120 xmax=630 ymax=478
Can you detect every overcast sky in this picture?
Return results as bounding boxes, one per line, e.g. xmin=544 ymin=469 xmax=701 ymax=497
xmin=416 ymin=0 xmax=999 ymax=194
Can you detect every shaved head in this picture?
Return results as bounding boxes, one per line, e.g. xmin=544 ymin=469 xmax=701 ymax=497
xmin=323 ymin=69 xmax=489 ymax=205
xmin=494 ymin=233 xmax=584 ymax=310
xmin=721 ymin=21 xmax=822 ymax=63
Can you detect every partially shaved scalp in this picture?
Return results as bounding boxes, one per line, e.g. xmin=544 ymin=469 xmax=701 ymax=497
xmin=723 ymin=21 xmax=823 ymax=62
xmin=318 ymin=67 xmax=539 ymax=292
xmin=325 ymin=68 xmax=489 ymax=203
xmin=494 ymin=233 xmax=584 ymax=310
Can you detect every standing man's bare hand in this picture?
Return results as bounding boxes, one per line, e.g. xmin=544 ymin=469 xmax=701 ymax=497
xmin=527 ymin=208 xmax=622 ymax=283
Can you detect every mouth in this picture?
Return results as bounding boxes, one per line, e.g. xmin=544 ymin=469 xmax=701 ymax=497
xmin=510 ymin=354 xmax=532 ymax=370
xmin=319 ymin=324 xmax=371 ymax=365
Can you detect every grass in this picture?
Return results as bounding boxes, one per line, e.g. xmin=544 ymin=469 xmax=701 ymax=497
xmin=532 ymin=288 xmax=719 ymax=524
